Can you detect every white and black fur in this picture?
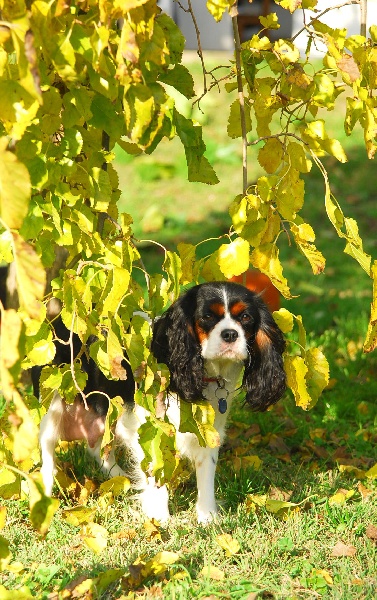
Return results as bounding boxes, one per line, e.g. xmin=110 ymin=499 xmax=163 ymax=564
xmin=36 ymin=281 xmax=286 ymax=523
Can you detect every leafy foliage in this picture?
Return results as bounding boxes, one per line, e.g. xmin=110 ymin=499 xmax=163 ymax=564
xmin=0 ymin=0 xmax=376 ymax=570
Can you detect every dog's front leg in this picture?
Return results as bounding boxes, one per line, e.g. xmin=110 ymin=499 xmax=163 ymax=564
xmin=195 ymin=446 xmax=219 ymax=524
xmin=39 ymin=392 xmax=65 ymax=495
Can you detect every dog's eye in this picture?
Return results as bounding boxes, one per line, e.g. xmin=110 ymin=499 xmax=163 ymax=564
xmin=240 ymin=312 xmax=252 ymax=324
xmin=201 ymin=313 xmax=214 ymax=322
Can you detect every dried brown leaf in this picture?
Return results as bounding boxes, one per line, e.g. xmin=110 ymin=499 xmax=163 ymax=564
xmin=366 ymin=524 xmax=377 ymax=542
xmin=331 ymin=540 xmax=357 ymax=557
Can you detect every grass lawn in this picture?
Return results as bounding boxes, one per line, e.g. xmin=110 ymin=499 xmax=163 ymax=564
xmin=2 ymin=52 xmax=377 ymax=599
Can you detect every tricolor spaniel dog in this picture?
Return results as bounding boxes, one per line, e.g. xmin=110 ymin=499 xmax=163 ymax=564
xmin=36 ymin=281 xmax=286 ymax=523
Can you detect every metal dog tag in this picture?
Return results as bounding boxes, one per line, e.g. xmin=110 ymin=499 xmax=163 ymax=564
xmin=218 ymin=398 xmax=227 ymax=414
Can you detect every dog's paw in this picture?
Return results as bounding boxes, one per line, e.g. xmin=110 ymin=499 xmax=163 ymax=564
xmin=139 ymin=481 xmax=170 ymax=524
xmin=196 ymin=503 xmax=218 ymax=525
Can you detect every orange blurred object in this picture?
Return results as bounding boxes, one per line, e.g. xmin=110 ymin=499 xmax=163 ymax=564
xmin=230 ymin=271 xmax=280 ymax=312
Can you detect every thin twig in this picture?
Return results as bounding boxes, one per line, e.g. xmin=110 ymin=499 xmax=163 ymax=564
xmin=291 ymin=0 xmax=360 ymax=42
xmin=248 ymin=132 xmax=310 ymax=146
xmin=231 ymin=6 xmax=248 ymax=195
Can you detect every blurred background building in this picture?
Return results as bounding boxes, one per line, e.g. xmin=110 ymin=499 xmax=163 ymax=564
xmin=159 ymin=0 xmax=377 ymax=52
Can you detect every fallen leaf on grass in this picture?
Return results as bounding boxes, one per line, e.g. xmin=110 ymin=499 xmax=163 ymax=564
xmin=233 ymin=455 xmax=262 ymax=472
xmin=98 ymin=475 xmax=131 ymax=496
xmin=144 ymin=519 xmax=162 ymax=541
xmin=268 ymin=434 xmax=290 ymax=454
xmin=357 ymin=482 xmax=374 ymax=499
xmin=328 ymin=488 xmax=355 ymax=505
xmin=269 ymin=487 xmax=292 ymax=502
xmin=112 ymin=528 xmax=137 ymax=541
xmin=199 ymin=565 xmax=225 ymax=581
xmin=81 ymin=522 xmax=108 ymax=554
xmin=61 ymin=506 xmax=96 ymax=526
xmin=245 ymin=494 xmax=300 ymax=520
xmin=338 ymin=464 xmax=367 ymax=479
xmin=365 ymin=524 xmax=377 ymax=543
xmin=331 ymin=540 xmax=357 ymax=557
xmin=62 ymin=568 xmax=125 ymax=598
xmin=123 ymin=551 xmax=180 ymax=589
xmin=216 ymin=533 xmax=240 ymax=556
xmin=365 ymin=463 xmax=377 ymax=478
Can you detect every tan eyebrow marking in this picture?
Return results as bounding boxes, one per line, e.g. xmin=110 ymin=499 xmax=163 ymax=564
xmin=209 ymin=302 xmax=225 ymax=316
xmin=230 ymin=301 xmax=248 ymax=316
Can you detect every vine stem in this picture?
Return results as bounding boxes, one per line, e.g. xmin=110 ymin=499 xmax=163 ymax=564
xmin=231 ymin=5 xmax=248 ymax=196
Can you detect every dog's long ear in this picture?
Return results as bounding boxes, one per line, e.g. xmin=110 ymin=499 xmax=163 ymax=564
xmin=151 ymin=288 xmax=204 ymax=401
xmin=243 ymin=300 xmax=286 ymax=411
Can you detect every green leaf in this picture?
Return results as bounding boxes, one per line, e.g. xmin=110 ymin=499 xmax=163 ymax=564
xmin=163 ymin=250 xmax=182 ymax=300
xmin=28 ymin=474 xmax=60 ymax=536
xmin=174 ymin=109 xmax=219 ymax=184
xmin=159 ymin=64 xmax=195 ymax=99
xmin=139 ymin=415 xmax=178 ymax=483
xmin=179 ymin=401 xmax=220 ymax=448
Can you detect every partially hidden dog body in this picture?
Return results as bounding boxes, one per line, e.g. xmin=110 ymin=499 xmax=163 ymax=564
xmin=36 ymin=281 xmax=286 ymax=523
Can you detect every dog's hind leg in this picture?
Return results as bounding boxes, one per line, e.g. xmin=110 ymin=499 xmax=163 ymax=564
xmin=39 ymin=391 xmax=65 ymax=495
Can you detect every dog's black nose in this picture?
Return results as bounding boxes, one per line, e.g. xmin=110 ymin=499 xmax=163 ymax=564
xmin=221 ymin=329 xmax=238 ymax=343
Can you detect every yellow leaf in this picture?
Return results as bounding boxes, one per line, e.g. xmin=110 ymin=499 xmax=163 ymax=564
xmin=284 ymin=354 xmax=312 ymax=410
xmin=251 ymin=243 xmax=292 ymax=299
xmin=329 ymin=489 xmax=355 ymax=505
xmin=287 ymin=141 xmax=312 ymax=173
xmin=81 ymin=522 xmax=108 ymax=554
xmin=233 ymin=455 xmax=263 ymax=472
xmin=206 ymin=0 xmax=234 ymax=22
xmin=216 ymin=533 xmax=240 ymax=556
xmin=338 ymin=464 xmax=366 ymax=480
xmin=258 ymin=138 xmax=284 ymax=174
xmin=364 ymin=260 xmax=377 ymax=352
xmin=62 ymin=506 xmax=97 ymax=526
xmin=265 ymin=498 xmax=300 ymax=519
xmin=0 ymin=507 xmax=6 ymax=530
xmin=273 ymin=308 xmax=294 ymax=333
xmin=199 ymin=564 xmax=225 ymax=581
xmin=313 ymin=569 xmax=333 ymax=585
xmin=98 ymin=476 xmax=131 ymax=497
xmin=0 ymin=143 xmax=31 ymax=229
xmin=365 ymin=463 xmax=377 ymax=479
xmin=259 ymin=12 xmax=280 ymax=30
xmin=216 ymin=238 xmax=250 ymax=278
xmin=273 ymin=39 xmax=300 ymax=64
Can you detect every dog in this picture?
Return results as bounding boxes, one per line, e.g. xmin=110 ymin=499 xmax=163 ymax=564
xmin=36 ymin=281 xmax=286 ymax=523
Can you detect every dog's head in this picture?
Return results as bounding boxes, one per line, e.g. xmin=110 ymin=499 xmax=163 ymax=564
xmin=151 ymin=281 xmax=286 ymax=410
